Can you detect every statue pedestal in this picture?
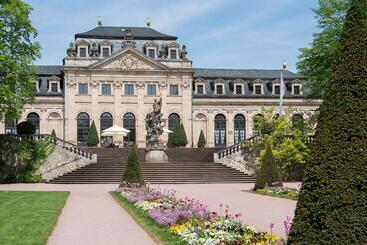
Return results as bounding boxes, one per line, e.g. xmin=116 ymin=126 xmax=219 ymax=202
xmin=145 ymin=146 xmax=168 ymax=163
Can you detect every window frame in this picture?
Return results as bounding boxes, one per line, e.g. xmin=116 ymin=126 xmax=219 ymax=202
xmin=78 ymin=46 xmax=88 ymax=58
xmin=169 ymin=84 xmax=179 ymax=96
xmin=147 ymin=47 xmax=157 ymax=59
xmin=50 ymin=82 xmax=59 ymax=93
xmin=124 ymin=83 xmax=135 ymax=96
xmin=147 ymin=84 xmax=157 ymax=96
xmin=101 ymin=83 xmax=112 ymax=96
xmin=78 ymin=83 xmax=89 ymax=95
xmin=168 ymin=48 xmax=178 ymax=60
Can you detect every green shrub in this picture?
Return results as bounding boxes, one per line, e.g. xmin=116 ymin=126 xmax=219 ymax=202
xmin=122 ymin=144 xmax=144 ymax=185
xmin=167 ymin=130 xmax=174 ymax=148
xmin=288 ymin=1 xmax=367 ymax=243
xmin=17 ymin=121 xmax=36 ymax=135
xmin=197 ymin=130 xmax=206 ymax=148
xmin=176 ymin=123 xmax=188 ymax=147
xmin=254 ymin=141 xmax=281 ymax=190
xmin=86 ymin=121 xmax=99 ymax=147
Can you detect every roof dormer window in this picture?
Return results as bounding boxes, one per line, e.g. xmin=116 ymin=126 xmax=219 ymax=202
xmin=79 ymin=47 xmax=87 ymax=58
xmin=214 ymin=78 xmax=225 ymax=95
xmin=48 ymin=76 xmax=61 ymax=93
xmin=147 ymin=48 xmax=156 ymax=59
xmin=252 ymin=79 xmax=264 ymax=95
xmin=194 ymin=79 xmax=206 ymax=95
xmin=233 ymin=79 xmax=244 ymax=95
xmin=272 ymin=80 xmax=281 ymax=95
xmin=102 ymin=47 xmax=110 ymax=58
xmin=291 ymin=80 xmax=303 ymax=95
xmin=99 ymin=40 xmax=112 ymax=58
xmin=169 ymin=49 xmax=178 ymax=59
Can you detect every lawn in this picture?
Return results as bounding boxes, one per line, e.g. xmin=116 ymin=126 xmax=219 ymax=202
xmin=0 ymin=191 xmax=69 ymax=245
xmin=111 ymin=191 xmax=184 ymax=245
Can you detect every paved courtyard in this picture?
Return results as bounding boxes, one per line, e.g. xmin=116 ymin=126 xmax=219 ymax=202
xmin=0 ymin=183 xmax=299 ymax=242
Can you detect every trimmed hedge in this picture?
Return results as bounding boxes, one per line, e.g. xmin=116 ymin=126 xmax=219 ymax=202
xmin=288 ymin=1 xmax=367 ymax=244
xmin=17 ymin=121 xmax=35 ymax=135
xmin=86 ymin=121 xmax=99 ymax=146
xmin=254 ymin=141 xmax=280 ymax=190
xmin=198 ymin=130 xmax=206 ymax=148
xmin=122 ymin=144 xmax=144 ymax=185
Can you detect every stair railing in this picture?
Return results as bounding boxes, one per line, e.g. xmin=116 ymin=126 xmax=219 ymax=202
xmin=216 ymin=136 xmax=257 ymax=160
xmin=0 ymin=134 xmax=94 ymax=160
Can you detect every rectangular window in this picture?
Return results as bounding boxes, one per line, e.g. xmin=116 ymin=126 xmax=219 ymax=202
xmin=147 ymin=84 xmax=157 ymax=96
xmin=197 ymin=84 xmax=204 ymax=95
xmin=102 ymin=48 xmax=110 ymax=58
xmin=79 ymin=47 xmax=87 ymax=57
xmin=170 ymin=49 xmax=177 ymax=59
xmin=255 ymin=85 xmax=262 ymax=95
xmin=101 ymin=84 xmax=112 ymax=95
xmin=51 ymin=83 xmax=58 ymax=93
xmin=79 ymin=83 xmax=88 ymax=95
xmin=235 ymin=85 xmax=242 ymax=95
xmin=169 ymin=85 xmax=179 ymax=96
xmin=216 ymin=85 xmax=223 ymax=95
xmin=125 ymin=84 xmax=134 ymax=95
xmin=148 ymin=49 xmax=156 ymax=59
xmin=294 ymin=85 xmax=301 ymax=95
xmin=274 ymin=85 xmax=280 ymax=95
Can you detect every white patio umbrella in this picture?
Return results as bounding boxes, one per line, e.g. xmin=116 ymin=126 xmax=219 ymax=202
xmin=101 ymin=125 xmax=130 ymax=137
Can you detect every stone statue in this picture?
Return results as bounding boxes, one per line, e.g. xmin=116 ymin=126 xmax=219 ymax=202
xmin=66 ymin=42 xmax=76 ymax=57
xmin=145 ymin=98 xmax=166 ymax=148
xmin=89 ymin=42 xmax=99 ymax=57
xmin=180 ymin=45 xmax=188 ymax=60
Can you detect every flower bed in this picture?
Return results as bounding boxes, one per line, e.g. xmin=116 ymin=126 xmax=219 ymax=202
xmin=255 ymin=186 xmax=299 ymax=200
xmin=116 ymin=182 xmax=283 ymax=244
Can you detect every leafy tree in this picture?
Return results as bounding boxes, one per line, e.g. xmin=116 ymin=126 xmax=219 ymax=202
xmin=86 ymin=121 xmax=99 ymax=146
xmin=0 ymin=0 xmax=40 ymax=121
xmin=288 ymin=0 xmax=367 ymax=243
xmin=122 ymin=144 xmax=144 ymax=185
xmin=254 ymin=141 xmax=280 ymax=190
xmin=197 ymin=130 xmax=206 ymax=148
xmin=16 ymin=121 xmax=35 ymax=135
xmin=297 ymin=0 xmax=350 ymax=98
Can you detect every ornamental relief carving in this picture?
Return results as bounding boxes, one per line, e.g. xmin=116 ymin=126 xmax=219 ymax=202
xmin=66 ymin=80 xmax=76 ymax=88
xmin=113 ymin=81 xmax=122 ymax=88
xmin=107 ymin=54 xmax=155 ymax=70
xmin=90 ymin=80 xmax=99 ymax=88
xmin=180 ymin=81 xmax=190 ymax=89
xmin=136 ymin=81 xmax=145 ymax=88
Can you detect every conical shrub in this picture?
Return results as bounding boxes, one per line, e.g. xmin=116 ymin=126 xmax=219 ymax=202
xmin=86 ymin=121 xmax=99 ymax=147
xmin=122 ymin=144 xmax=144 ymax=185
xmin=288 ymin=1 xmax=367 ymax=243
xmin=198 ymin=130 xmax=206 ymax=148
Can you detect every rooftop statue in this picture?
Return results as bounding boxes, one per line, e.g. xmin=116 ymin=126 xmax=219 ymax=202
xmin=145 ymin=98 xmax=166 ymax=148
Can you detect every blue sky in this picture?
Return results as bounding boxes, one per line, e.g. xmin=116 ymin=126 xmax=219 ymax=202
xmin=26 ymin=0 xmax=319 ymax=72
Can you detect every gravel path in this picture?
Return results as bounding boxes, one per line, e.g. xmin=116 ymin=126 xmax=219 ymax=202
xmin=0 ymin=184 xmax=156 ymax=245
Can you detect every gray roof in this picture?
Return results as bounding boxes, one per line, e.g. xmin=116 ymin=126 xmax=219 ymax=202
xmin=193 ymin=68 xmax=304 ymax=79
xmin=75 ymin=26 xmax=177 ymax=40
xmin=37 ymin=65 xmax=62 ymax=75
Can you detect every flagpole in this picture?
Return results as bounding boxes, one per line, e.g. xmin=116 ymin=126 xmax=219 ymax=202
xmin=279 ymin=60 xmax=287 ymax=116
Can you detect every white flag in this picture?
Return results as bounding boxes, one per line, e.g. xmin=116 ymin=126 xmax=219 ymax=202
xmin=279 ymin=70 xmax=285 ymax=116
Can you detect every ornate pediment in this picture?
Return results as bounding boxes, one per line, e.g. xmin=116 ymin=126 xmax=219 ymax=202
xmin=89 ymin=48 xmax=169 ymax=71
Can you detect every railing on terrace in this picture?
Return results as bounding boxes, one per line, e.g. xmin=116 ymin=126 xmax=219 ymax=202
xmin=0 ymin=134 xmax=94 ymax=160
xmin=216 ymin=135 xmax=314 ymax=160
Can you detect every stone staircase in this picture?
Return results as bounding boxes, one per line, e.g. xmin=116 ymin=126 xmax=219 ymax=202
xmin=49 ymin=148 xmax=256 ymax=184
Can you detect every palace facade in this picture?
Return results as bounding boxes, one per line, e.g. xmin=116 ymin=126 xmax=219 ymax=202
xmin=0 ymin=25 xmax=320 ymax=148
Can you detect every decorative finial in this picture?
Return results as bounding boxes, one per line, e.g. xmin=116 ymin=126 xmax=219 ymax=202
xmin=146 ymin=17 xmax=151 ymax=27
xmin=282 ymin=60 xmax=287 ymax=70
xmin=98 ymin=16 xmax=102 ymax=26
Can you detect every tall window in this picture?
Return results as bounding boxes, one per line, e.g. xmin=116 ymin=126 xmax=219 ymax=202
xmin=234 ymin=114 xmax=246 ymax=144
xmin=235 ymin=85 xmax=242 ymax=95
xmin=5 ymin=118 xmax=17 ymax=134
xmin=125 ymin=84 xmax=134 ymax=95
xmin=255 ymin=85 xmax=262 ymax=95
xmin=147 ymin=84 xmax=157 ymax=95
xmin=216 ymin=84 xmax=223 ymax=95
xmin=123 ymin=113 xmax=136 ymax=143
xmin=293 ymin=85 xmax=301 ymax=95
xmin=79 ymin=83 xmax=88 ymax=95
xmin=168 ymin=113 xmax=180 ymax=130
xmin=147 ymin=48 xmax=156 ymax=59
xmin=27 ymin=113 xmax=40 ymax=134
xmin=100 ymin=112 xmax=113 ymax=146
xmin=101 ymin=84 xmax=111 ymax=95
xmin=292 ymin=114 xmax=304 ymax=131
xmin=274 ymin=85 xmax=280 ymax=95
xmin=169 ymin=85 xmax=179 ymax=96
xmin=51 ymin=83 xmax=58 ymax=93
xmin=77 ymin=112 xmax=90 ymax=146
xmin=102 ymin=48 xmax=110 ymax=58
xmin=214 ymin=114 xmax=226 ymax=147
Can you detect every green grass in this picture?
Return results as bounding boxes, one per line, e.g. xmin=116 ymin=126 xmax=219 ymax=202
xmin=110 ymin=191 xmax=185 ymax=245
xmin=0 ymin=191 xmax=69 ymax=245
xmin=245 ymin=190 xmax=298 ymax=200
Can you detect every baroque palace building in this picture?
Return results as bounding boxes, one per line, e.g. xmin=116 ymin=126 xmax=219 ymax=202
xmin=0 ymin=25 xmax=320 ymax=148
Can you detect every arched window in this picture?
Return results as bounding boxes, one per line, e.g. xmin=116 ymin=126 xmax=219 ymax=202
xmin=123 ymin=113 xmax=136 ymax=143
xmin=214 ymin=114 xmax=226 ymax=147
xmin=27 ymin=112 xmax=40 ymax=134
xmin=100 ymin=112 xmax=113 ymax=146
xmin=77 ymin=112 xmax=90 ymax=146
xmin=292 ymin=114 xmax=304 ymax=131
xmin=168 ymin=113 xmax=180 ymax=130
xmin=5 ymin=118 xmax=17 ymax=134
xmin=234 ymin=114 xmax=246 ymax=144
